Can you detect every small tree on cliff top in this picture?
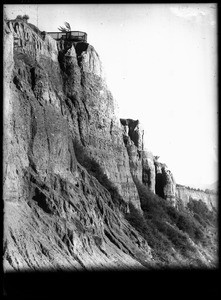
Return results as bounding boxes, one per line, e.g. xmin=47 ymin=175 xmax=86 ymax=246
xmin=58 ymin=22 xmax=71 ymax=32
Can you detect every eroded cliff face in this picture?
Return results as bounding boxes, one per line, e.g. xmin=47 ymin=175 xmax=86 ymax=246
xmin=155 ymin=161 xmax=176 ymax=205
xmin=120 ymin=119 xmax=176 ymax=203
xmin=3 ymin=20 xmax=154 ymax=271
xmin=142 ymin=151 xmax=156 ymax=193
xmin=4 ymin=19 xmax=215 ymax=271
xmin=176 ymin=186 xmax=217 ymax=211
xmin=58 ymin=42 xmax=141 ymax=211
xmin=121 ymin=119 xmax=143 ymax=183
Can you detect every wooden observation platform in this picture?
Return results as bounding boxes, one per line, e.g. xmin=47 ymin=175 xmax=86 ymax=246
xmin=47 ymin=31 xmax=87 ymax=43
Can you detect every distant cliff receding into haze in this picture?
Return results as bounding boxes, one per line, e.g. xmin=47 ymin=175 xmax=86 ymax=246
xmin=3 ymin=19 xmax=217 ymax=271
xmin=176 ymin=184 xmax=217 ymax=211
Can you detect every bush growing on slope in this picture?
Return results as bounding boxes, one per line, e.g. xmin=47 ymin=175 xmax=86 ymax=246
xmin=73 ymin=140 xmax=215 ymax=264
xmin=125 ymin=202 xmax=174 ymax=263
xmin=126 ymin=177 xmax=213 ymax=263
xmin=187 ymin=198 xmax=217 ymax=227
xmin=165 ymin=205 xmax=206 ymax=244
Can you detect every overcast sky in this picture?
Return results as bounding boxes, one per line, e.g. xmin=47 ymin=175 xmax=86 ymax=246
xmin=4 ymin=4 xmax=218 ymax=188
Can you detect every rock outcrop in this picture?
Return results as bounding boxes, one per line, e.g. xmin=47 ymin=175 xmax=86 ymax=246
xmin=121 ymin=119 xmax=143 ymax=183
xmin=142 ymin=151 xmax=156 ymax=193
xmin=120 ymin=119 xmax=176 ymax=202
xmin=155 ymin=161 xmax=176 ymax=205
xmin=58 ymin=40 xmax=142 ymax=212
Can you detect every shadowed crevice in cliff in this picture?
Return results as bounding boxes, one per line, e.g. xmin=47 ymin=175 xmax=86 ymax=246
xmin=32 ymin=187 xmax=53 ymax=214
xmin=30 ymin=67 xmax=35 ymax=90
xmin=75 ymin=42 xmax=89 ymax=67
xmin=58 ymin=42 xmax=89 ymax=74
xmin=120 ymin=118 xmax=141 ymax=148
xmin=13 ymin=75 xmax=22 ymax=91
xmin=58 ymin=46 xmax=76 ymax=75
xmin=155 ymin=173 xmax=166 ymax=199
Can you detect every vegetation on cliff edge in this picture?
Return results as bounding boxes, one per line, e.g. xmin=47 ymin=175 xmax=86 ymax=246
xmin=126 ymin=178 xmax=217 ymax=267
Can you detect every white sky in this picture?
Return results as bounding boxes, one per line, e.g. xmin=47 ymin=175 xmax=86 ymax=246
xmin=4 ymin=4 xmax=218 ymax=188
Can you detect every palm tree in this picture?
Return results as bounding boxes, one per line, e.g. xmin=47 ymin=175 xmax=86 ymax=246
xmin=58 ymin=22 xmax=71 ymax=32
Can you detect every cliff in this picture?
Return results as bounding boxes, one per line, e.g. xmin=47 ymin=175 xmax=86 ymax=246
xmin=3 ymin=20 xmax=154 ymax=271
xmin=3 ymin=19 xmax=217 ymax=271
xmin=120 ymin=119 xmax=176 ymax=204
xmin=176 ymin=185 xmax=217 ymax=211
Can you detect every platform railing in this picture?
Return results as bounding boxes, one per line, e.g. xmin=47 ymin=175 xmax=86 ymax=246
xmin=47 ymin=31 xmax=87 ymax=42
